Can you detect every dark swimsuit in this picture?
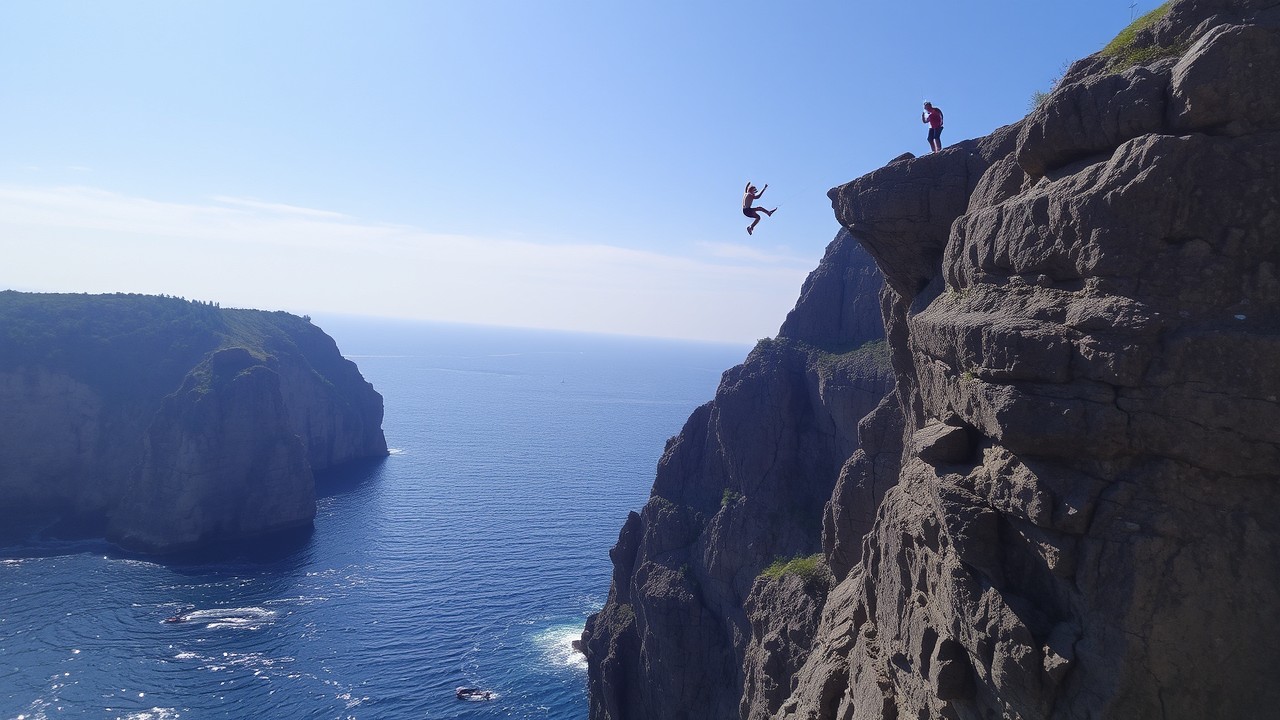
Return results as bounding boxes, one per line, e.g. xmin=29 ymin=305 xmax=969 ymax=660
xmin=743 ymin=207 xmax=757 ymax=217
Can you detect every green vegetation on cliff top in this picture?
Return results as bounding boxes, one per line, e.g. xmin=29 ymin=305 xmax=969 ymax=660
xmin=0 ymin=291 xmax=328 ymax=401
xmin=1100 ymin=1 xmax=1178 ymax=70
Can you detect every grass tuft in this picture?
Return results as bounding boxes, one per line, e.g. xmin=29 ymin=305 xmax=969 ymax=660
xmin=721 ymin=488 xmax=742 ymax=507
xmin=1100 ymin=2 xmax=1180 ymax=70
xmin=759 ymin=553 xmax=827 ymax=583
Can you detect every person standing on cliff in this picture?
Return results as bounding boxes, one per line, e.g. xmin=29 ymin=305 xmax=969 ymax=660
xmin=743 ymin=182 xmax=776 ymax=235
xmin=922 ymin=102 xmax=944 ymax=152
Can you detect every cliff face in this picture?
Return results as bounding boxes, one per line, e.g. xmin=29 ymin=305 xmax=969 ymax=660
xmin=587 ymin=0 xmax=1280 ymax=717
xmin=582 ymin=232 xmax=895 ymax=719
xmin=0 ymin=293 xmax=387 ymax=553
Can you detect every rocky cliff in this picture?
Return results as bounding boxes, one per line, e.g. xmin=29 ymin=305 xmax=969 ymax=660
xmin=0 ymin=292 xmax=387 ymax=553
xmin=585 ymin=0 xmax=1280 ymax=717
xmin=581 ymin=232 xmax=895 ymax=719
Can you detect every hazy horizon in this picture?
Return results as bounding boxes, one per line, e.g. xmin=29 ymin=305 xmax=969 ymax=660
xmin=0 ymin=1 xmax=1153 ymax=343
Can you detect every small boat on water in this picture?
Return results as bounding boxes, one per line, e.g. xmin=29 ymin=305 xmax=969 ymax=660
xmin=456 ymin=686 xmax=495 ymax=701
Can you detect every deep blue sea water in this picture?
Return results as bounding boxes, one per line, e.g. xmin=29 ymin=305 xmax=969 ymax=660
xmin=0 ymin=319 xmax=749 ymax=720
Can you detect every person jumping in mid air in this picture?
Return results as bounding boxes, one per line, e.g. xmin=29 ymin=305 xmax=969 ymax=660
xmin=743 ymin=182 xmax=776 ymax=235
xmin=922 ymin=102 xmax=944 ymax=153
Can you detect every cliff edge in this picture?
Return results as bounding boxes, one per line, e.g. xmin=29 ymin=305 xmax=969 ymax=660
xmin=0 ymin=292 xmax=388 ymax=554
xmin=586 ymin=0 xmax=1280 ymax=717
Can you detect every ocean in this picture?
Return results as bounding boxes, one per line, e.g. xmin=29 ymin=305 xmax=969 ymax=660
xmin=0 ymin=319 xmax=750 ymax=720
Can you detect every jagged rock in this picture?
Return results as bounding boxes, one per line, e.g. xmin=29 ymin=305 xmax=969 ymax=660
xmin=741 ymin=568 xmax=831 ymax=720
xmin=0 ymin=293 xmax=387 ymax=553
xmin=583 ymin=243 xmax=893 ymax=720
xmin=913 ymin=420 xmax=971 ymax=466
xmin=1016 ymin=63 xmax=1172 ymax=179
xmin=821 ymin=394 xmax=904 ymax=581
xmin=828 ymin=140 xmax=990 ymax=299
xmin=931 ymin=638 xmax=975 ymax=701
xmin=1168 ymin=23 xmax=1280 ymax=135
xmin=588 ymin=2 xmax=1280 ymax=718
xmin=780 ymin=3 xmax=1280 ymax=719
xmin=780 ymin=229 xmax=885 ymax=352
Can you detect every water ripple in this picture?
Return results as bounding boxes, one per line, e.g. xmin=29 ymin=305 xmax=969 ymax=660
xmin=3 ymin=329 xmax=746 ymax=719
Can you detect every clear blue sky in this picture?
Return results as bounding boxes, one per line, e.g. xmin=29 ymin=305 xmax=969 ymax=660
xmin=0 ymin=1 xmax=1154 ymax=343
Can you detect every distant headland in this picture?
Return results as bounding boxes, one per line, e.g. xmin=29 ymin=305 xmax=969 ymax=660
xmin=0 ymin=291 xmax=388 ymax=554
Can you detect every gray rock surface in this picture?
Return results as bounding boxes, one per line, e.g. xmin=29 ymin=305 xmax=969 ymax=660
xmin=782 ymin=1 xmax=1280 ymax=718
xmin=742 ymin=567 xmax=832 ymax=720
xmin=779 ymin=229 xmax=886 ymax=351
xmin=587 ymin=1 xmax=1280 ymax=717
xmin=582 ymin=239 xmax=894 ymax=720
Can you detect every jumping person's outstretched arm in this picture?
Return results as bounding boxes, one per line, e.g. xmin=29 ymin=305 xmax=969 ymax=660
xmin=757 ymin=184 xmax=768 ymax=197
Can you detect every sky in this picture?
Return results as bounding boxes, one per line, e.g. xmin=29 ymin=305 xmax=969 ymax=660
xmin=0 ymin=1 xmax=1157 ymax=344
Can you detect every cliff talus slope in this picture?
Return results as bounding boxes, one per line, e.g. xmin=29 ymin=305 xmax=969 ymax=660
xmin=0 ymin=292 xmax=387 ymax=553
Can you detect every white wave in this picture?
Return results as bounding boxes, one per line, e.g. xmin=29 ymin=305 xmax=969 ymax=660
xmin=205 ymin=620 xmax=264 ymax=630
xmin=387 ymin=448 xmax=406 ymax=455
xmin=265 ymin=595 xmax=328 ymax=607
xmin=168 ymin=606 xmax=276 ymax=629
xmin=336 ymin=691 xmax=370 ymax=709
xmin=111 ymin=558 xmax=163 ymax=569
xmin=177 ymin=650 xmax=294 ymax=676
xmin=122 ymin=708 xmax=180 ymax=720
xmin=184 ymin=606 xmax=274 ymax=620
xmin=533 ymin=623 xmax=588 ymax=671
